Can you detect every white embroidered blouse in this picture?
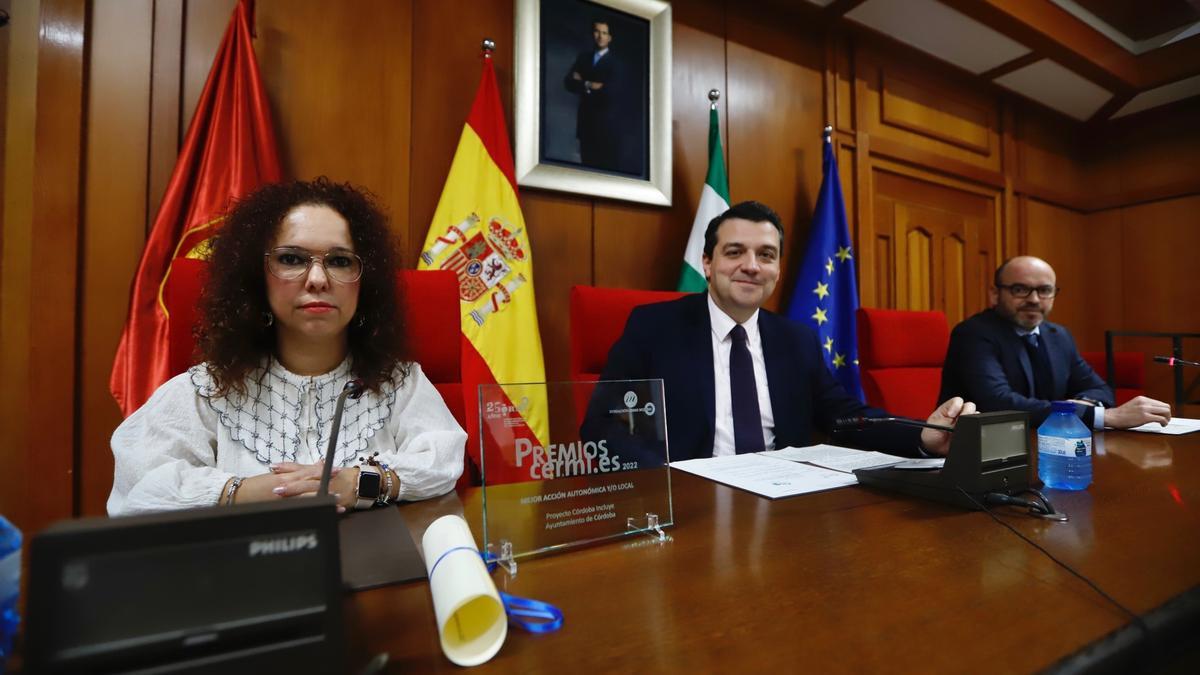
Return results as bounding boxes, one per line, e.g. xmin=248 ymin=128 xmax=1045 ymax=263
xmin=107 ymin=358 xmax=466 ymax=516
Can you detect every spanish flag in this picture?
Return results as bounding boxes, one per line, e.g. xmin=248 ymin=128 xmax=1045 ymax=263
xmin=109 ymin=0 xmax=282 ymax=416
xmin=418 ymin=49 xmax=548 ymax=482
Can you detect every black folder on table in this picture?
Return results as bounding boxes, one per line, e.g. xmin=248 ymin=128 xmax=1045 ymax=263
xmin=338 ymin=505 xmax=428 ymax=590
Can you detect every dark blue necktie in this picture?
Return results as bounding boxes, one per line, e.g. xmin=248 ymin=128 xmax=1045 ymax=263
xmin=1023 ymin=332 xmax=1054 ymax=400
xmin=730 ymin=325 xmax=764 ymax=454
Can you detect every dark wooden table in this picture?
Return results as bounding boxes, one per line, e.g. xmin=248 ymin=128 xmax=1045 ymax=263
xmin=346 ymin=431 xmax=1200 ymax=673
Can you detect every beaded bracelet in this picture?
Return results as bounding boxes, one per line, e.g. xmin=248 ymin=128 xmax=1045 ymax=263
xmin=224 ymin=476 xmax=243 ymax=506
xmin=376 ymin=463 xmax=394 ymax=507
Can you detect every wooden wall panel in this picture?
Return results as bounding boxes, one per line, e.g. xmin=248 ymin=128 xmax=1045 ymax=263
xmin=900 ymin=221 xmax=933 ymax=311
xmin=1012 ymin=103 xmax=1085 ymax=201
xmin=147 ymin=0 xmax=184 ymax=227
xmin=870 ymin=195 xmax=894 ymax=308
xmin=1084 ymin=100 xmax=1200 ymax=208
xmin=0 ymin=0 xmax=9 ymax=228
xmin=834 ymin=36 xmax=854 ymax=133
xmin=182 ymin=0 xmax=237 ymax=139
xmin=1118 ymin=196 xmax=1200 ymax=333
xmin=521 ymin=193 xmax=592 ymax=391
xmin=1117 ymin=196 xmax=1200 ymax=415
xmin=0 ymin=0 xmax=40 ymax=526
xmin=28 ymin=0 xmax=86 ymax=532
xmin=78 ymin=0 xmax=155 ymax=517
xmin=943 ymin=232 xmax=966 ymax=324
xmin=881 ymin=72 xmax=992 ymax=156
xmin=725 ymin=5 xmax=826 ymax=312
xmin=857 ymin=48 xmax=1002 ymax=173
xmin=254 ymin=0 xmax=413 ymax=251
xmin=409 ymin=0 xmax=513 ymax=264
xmin=1023 ymin=200 xmax=1122 ymax=352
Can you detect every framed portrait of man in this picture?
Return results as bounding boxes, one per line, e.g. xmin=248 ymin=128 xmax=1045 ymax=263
xmin=515 ymin=0 xmax=672 ymax=206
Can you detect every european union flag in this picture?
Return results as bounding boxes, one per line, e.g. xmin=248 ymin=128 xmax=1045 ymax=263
xmin=786 ymin=134 xmax=864 ymax=401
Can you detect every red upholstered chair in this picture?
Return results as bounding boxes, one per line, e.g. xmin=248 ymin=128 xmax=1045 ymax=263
xmin=569 ymin=285 xmax=687 ymax=426
xmin=856 ymin=307 xmax=950 ymax=420
xmin=1081 ymin=351 xmax=1145 ymax=405
xmin=569 ymin=285 xmax=688 ymax=382
xmin=163 ymin=259 xmax=477 ymax=488
xmin=164 ymin=258 xmax=210 ymax=377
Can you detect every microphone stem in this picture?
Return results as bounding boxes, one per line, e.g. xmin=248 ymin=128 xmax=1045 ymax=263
xmin=887 ymin=417 xmax=953 ymax=433
xmin=902 ymin=417 xmax=955 ymax=432
xmin=318 ymin=387 xmax=357 ymax=496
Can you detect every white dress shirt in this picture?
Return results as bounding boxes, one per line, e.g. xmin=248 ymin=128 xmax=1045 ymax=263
xmin=708 ymin=294 xmax=775 ymax=456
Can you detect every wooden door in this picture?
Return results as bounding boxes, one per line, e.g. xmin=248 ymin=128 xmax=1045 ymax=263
xmin=869 ymin=170 xmax=996 ymax=326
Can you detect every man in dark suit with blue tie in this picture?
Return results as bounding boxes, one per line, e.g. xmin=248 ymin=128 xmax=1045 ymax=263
xmin=939 ymin=256 xmax=1170 ymax=429
xmin=564 ymin=20 xmax=622 ymax=171
xmin=596 ymin=201 xmax=975 ymax=463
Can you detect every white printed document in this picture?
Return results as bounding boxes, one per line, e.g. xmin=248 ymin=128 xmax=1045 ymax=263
xmin=670 ymin=453 xmax=858 ymax=499
xmin=1122 ymin=417 xmax=1200 ymax=435
xmin=762 ymin=444 xmax=907 ymax=472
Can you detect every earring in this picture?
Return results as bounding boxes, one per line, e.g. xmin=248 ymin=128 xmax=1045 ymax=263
xmin=262 ymin=311 xmax=274 ymax=327
xmin=356 ymin=315 xmax=367 ymax=327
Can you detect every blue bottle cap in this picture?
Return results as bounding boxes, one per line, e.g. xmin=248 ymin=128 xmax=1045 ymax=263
xmin=1050 ymin=401 xmax=1077 ymax=414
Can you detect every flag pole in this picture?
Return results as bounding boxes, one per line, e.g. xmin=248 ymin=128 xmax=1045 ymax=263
xmin=482 ymin=37 xmax=495 ymax=57
xmin=709 ymin=88 xmax=720 ymax=110
xmin=823 ymin=124 xmax=833 ymax=143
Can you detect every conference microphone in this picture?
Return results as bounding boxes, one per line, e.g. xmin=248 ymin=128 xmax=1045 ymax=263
xmin=1153 ymin=355 xmax=1200 ymax=368
xmin=834 ymin=416 xmax=954 ymax=433
xmin=318 ymin=379 xmax=365 ymax=497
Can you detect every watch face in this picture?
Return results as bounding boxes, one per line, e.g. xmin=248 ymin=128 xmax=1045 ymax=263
xmin=358 ymin=471 xmax=382 ymax=499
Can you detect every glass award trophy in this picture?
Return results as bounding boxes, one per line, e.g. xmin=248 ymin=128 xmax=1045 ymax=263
xmin=478 ymin=379 xmax=673 ymax=572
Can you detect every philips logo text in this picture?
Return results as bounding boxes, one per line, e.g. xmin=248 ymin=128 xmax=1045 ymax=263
xmin=248 ymin=533 xmax=318 ymax=557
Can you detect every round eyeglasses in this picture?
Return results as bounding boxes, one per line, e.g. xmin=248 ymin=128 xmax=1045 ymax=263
xmin=265 ymin=247 xmax=364 ymax=283
xmin=995 ymin=283 xmax=1059 ymax=299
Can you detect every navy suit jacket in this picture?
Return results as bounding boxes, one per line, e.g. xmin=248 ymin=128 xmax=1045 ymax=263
xmin=939 ymin=309 xmax=1113 ymax=427
xmin=595 ymin=293 xmax=922 ymax=462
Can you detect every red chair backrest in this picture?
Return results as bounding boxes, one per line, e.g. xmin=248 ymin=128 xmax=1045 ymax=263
xmin=569 ymin=285 xmax=688 ymax=382
xmin=163 ymin=259 xmax=477 ymax=487
xmin=569 ymin=285 xmax=688 ymax=428
xmin=1081 ymin=351 xmax=1145 ymax=406
xmin=856 ymin=307 xmax=949 ymax=420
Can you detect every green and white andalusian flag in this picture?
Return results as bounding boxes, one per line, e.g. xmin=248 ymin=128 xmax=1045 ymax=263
xmin=677 ymin=105 xmax=730 ymax=292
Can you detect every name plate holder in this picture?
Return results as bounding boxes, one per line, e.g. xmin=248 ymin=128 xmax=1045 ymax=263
xmin=478 ymin=379 xmax=674 ymax=575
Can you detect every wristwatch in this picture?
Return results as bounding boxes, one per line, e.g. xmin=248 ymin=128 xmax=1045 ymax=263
xmin=355 ymin=464 xmax=382 ymax=510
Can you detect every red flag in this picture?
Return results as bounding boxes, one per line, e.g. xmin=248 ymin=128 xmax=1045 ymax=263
xmin=109 ymin=0 xmax=282 ymax=416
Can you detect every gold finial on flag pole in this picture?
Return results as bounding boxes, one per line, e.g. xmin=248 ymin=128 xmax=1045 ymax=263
xmin=482 ymin=38 xmax=496 ymax=58
xmin=823 ymin=125 xmax=833 ymax=143
xmin=708 ymin=89 xmax=721 ymax=110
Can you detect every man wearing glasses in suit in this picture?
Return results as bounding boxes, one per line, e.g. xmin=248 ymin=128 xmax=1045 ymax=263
xmin=940 ymin=255 xmax=1171 ymax=429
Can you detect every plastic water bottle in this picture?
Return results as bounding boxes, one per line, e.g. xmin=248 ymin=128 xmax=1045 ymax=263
xmin=0 ymin=516 xmax=20 ymax=673
xmin=1037 ymin=401 xmax=1093 ymax=490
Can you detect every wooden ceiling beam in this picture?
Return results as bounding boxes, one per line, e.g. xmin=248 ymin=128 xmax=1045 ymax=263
xmin=1135 ymin=33 xmax=1200 ymax=88
xmin=978 ymin=52 xmax=1045 ymax=82
xmin=941 ymin=0 xmax=1200 ymax=91
xmin=938 ymin=0 xmax=1138 ymax=92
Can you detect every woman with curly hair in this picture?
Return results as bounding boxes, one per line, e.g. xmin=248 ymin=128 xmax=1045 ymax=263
xmin=108 ymin=178 xmax=466 ymax=516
